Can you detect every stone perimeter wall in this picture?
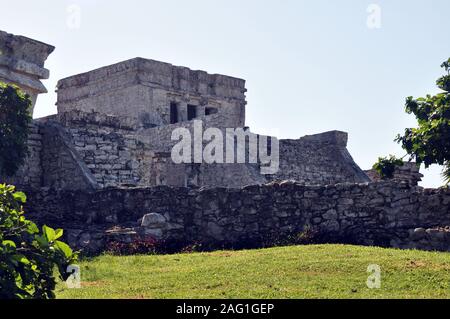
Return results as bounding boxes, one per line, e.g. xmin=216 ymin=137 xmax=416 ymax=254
xmin=24 ymin=181 xmax=450 ymax=254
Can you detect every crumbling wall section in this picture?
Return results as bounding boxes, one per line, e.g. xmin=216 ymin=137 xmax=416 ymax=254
xmin=268 ymin=131 xmax=370 ymax=185
xmin=365 ymin=162 xmax=424 ymax=186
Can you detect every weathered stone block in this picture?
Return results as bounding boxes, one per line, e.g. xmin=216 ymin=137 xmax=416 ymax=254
xmin=141 ymin=213 xmax=167 ymax=228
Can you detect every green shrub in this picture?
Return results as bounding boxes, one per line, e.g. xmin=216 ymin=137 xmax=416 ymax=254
xmin=0 ymin=184 xmax=77 ymax=299
xmin=0 ymin=82 xmax=32 ymax=177
xmin=372 ymin=155 xmax=404 ymax=179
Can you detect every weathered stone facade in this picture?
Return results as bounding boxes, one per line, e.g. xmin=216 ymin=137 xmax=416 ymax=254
xmin=56 ymin=58 xmax=247 ymax=128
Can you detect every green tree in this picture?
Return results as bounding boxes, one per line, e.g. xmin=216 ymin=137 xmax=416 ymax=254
xmin=0 ymin=184 xmax=77 ymax=299
xmin=395 ymin=58 xmax=450 ymax=185
xmin=374 ymin=58 xmax=450 ymax=185
xmin=0 ymin=82 xmax=32 ymax=177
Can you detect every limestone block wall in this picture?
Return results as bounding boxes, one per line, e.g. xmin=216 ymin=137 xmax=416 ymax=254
xmin=24 ymin=181 xmax=450 ymax=253
xmin=139 ymin=117 xmax=280 ymax=188
xmin=4 ymin=123 xmax=42 ymax=189
xmin=138 ymin=119 xmax=370 ymax=187
xmin=139 ymin=111 xmax=244 ymax=152
xmin=3 ymin=118 xmax=99 ymax=191
xmin=144 ymin=154 xmax=266 ymax=189
xmin=269 ymin=131 xmax=370 ymax=185
xmin=55 ymin=111 xmax=267 ymax=188
xmin=196 ymin=163 xmax=266 ymax=188
xmin=55 ymin=111 xmax=153 ymax=188
xmin=7 ymin=110 xmax=372 ymax=190
xmin=39 ymin=118 xmax=98 ymax=191
xmin=25 ymin=110 xmax=370 ymax=189
xmin=149 ymin=152 xmax=188 ymax=187
xmin=401 ymin=226 xmax=450 ymax=251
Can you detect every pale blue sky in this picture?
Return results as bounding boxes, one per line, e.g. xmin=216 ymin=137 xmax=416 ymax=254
xmin=1 ymin=0 xmax=449 ymax=187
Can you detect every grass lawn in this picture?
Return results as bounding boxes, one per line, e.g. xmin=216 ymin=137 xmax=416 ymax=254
xmin=56 ymin=244 xmax=450 ymax=299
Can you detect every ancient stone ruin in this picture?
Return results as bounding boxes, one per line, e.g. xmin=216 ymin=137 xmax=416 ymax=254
xmin=1 ymin=30 xmax=449 ymax=253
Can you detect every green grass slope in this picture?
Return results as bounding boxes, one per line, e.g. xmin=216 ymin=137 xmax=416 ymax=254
xmin=57 ymin=244 xmax=450 ymax=299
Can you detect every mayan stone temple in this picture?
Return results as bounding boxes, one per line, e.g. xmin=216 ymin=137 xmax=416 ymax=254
xmin=1 ymin=30 xmax=449 ymax=254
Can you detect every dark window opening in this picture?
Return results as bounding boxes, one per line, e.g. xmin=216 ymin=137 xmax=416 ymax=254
xmin=187 ymin=104 xmax=198 ymax=121
xmin=170 ymin=102 xmax=178 ymax=124
xmin=205 ymin=107 xmax=218 ymax=116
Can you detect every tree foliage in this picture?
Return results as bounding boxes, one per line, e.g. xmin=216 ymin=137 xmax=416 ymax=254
xmin=372 ymin=155 xmax=404 ymax=179
xmin=395 ymin=58 xmax=450 ymax=185
xmin=374 ymin=58 xmax=450 ymax=185
xmin=0 ymin=184 xmax=77 ymax=299
xmin=0 ymin=82 xmax=32 ymax=177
